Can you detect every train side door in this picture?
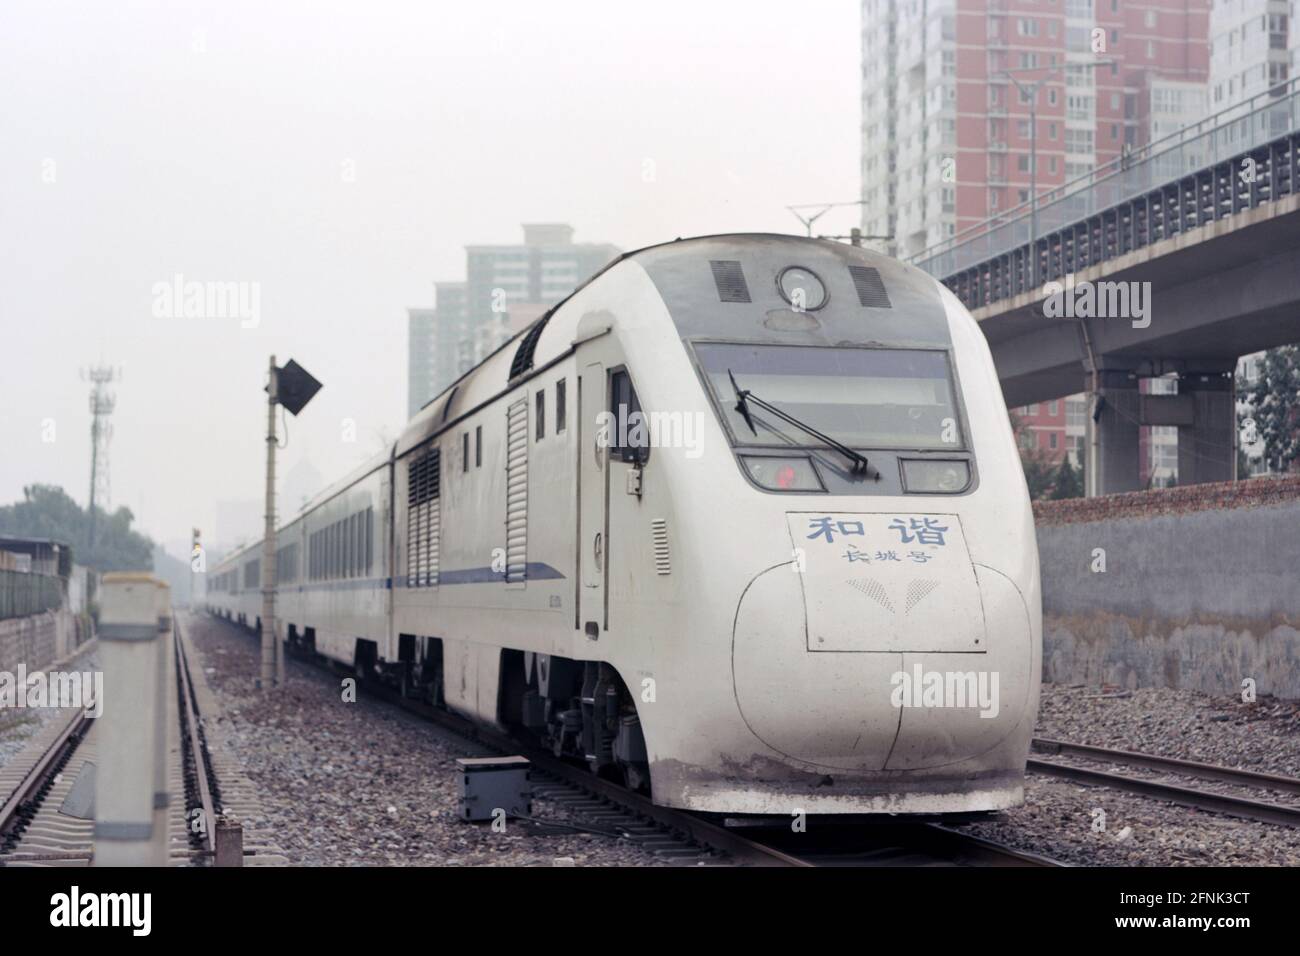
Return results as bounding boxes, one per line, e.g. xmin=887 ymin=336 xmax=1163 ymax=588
xmin=578 ymin=361 xmax=608 ymax=638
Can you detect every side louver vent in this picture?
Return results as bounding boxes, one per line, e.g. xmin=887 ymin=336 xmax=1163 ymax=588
xmin=709 ymin=260 xmax=751 ymax=303
xmin=407 ymin=448 xmax=440 ymax=587
xmin=848 ymin=265 xmax=892 ymax=308
xmin=504 ymin=399 xmax=529 ymax=583
xmin=651 ymin=519 xmax=671 ymax=575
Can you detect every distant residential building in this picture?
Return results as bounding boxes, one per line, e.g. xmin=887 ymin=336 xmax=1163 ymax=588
xmin=1143 ymin=77 xmax=1210 ymax=140
xmin=1209 ymin=0 xmax=1294 ymax=115
xmin=406 ymin=308 xmax=436 ymax=419
xmin=406 ymin=225 xmax=618 ymax=419
xmin=1208 ymin=1 xmax=1294 ymax=479
xmin=1021 ymin=384 xmax=1179 ymax=486
xmin=281 ymin=457 xmax=327 ymax=516
xmin=860 ymin=0 xmax=1212 ymax=259
xmin=472 ymin=301 xmax=549 ymax=361
xmin=213 ymin=498 xmax=262 ymax=556
xmin=1237 ymin=351 xmax=1274 ymax=477
xmin=1064 ymin=395 xmax=1088 ymax=465
xmin=407 ymin=281 xmax=468 ymax=418
xmin=1139 ymin=376 xmax=1180 ymax=488
xmin=1014 ymin=400 xmax=1070 ymax=462
xmin=465 ymin=223 xmax=620 ymax=358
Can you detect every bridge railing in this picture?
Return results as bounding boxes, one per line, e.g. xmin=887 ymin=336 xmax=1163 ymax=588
xmin=909 ymin=78 xmax=1300 ymax=279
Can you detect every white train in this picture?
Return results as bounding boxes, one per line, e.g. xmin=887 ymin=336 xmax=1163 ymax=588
xmin=208 ymin=234 xmax=1041 ymax=815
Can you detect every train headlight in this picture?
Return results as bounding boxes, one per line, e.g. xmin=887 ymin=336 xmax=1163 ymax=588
xmin=901 ymin=459 xmax=971 ymax=494
xmin=741 ymin=456 xmax=824 ymax=492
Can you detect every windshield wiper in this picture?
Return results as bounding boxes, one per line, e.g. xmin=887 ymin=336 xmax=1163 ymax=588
xmin=728 ymin=369 xmax=871 ymax=477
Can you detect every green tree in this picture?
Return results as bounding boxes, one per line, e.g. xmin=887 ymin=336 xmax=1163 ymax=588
xmin=0 ymin=484 xmax=154 ymax=572
xmin=1050 ymin=451 xmax=1085 ymax=499
xmin=1239 ymin=346 xmax=1300 ymax=474
xmin=1009 ymin=407 xmax=1062 ymax=500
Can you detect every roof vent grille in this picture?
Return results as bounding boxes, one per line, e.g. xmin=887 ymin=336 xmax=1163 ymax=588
xmin=848 ymin=265 xmax=892 ymax=308
xmin=509 ymin=314 xmax=552 ymax=379
xmin=710 ymin=260 xmax=751 ymax=303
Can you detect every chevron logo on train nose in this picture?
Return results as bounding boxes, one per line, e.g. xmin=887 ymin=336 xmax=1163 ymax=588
xmin=847 ymin=577 xmax=940 ymax=615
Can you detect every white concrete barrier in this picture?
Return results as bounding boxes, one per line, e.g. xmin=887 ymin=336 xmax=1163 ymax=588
xmin=94 ymin=573 xmax=170 ymax=867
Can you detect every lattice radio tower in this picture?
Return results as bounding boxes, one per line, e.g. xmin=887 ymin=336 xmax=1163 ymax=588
xmin=82 ymin=365 xmax=117 ymax=550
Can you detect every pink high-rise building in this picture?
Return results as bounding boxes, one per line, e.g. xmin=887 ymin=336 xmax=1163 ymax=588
xmin=861 ymin=0 xmax=1211 ymax=259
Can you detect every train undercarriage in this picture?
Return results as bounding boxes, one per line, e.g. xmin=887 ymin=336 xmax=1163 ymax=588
xmin=350 ymin=631 xmax=652 ymax=794
xmin=222 ymin=615 xmax=653 ymax=794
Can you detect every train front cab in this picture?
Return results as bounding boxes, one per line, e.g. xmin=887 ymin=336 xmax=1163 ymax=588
xmin=605 ymin=237 xmax=1042 ymax=814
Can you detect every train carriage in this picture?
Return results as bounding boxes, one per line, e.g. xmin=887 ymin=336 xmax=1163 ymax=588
xmin=208 ymin=233 xmax=1041 ymax=815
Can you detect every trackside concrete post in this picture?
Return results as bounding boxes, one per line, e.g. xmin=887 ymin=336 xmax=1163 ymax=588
xmin=94 ymin=573 xmax=169 ymax=866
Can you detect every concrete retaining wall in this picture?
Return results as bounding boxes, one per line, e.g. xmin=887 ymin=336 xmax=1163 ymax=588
xmin=1034 ymin=475 xmax=1300 ymax=699
xmin=0 ymin=609 xmax=81 ymax=675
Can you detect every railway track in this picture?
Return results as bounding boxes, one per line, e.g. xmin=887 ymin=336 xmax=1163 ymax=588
xmin=0 ymin=697 xmax=96 ymax=861
xmin=717 ymin=818 xmax=1064 ymax=867
xmin=176 ymin=617 xmax=225 ymax=862
xmin=267 ymin=620 xmax=1062 ymax=867
xmin=386 ymin=677 xmax=1063 ymax=866
xmin=472 ymin=719 xmax=1060 ymax=866
xmin=1029 ymin=736 xmax=1300 ymax=828
xmin=329 ymin=659 xmax=788 ymax=865
xmin=0 ymin=619 xmax=247 ymax=866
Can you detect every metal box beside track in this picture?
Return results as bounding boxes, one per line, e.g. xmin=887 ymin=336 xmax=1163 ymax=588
xmin=455 ymin=756 xmax=531 ymax=822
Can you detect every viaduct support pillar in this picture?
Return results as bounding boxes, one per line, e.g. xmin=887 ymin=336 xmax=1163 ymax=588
xmin=1085 ymin=367 xmax=1142 ymax=497
xmin=1176 ymin=369 xmax=1236 ymax=486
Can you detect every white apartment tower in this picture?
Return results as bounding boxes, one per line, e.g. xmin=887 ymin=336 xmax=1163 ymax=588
xmin=1209 ymin=0 xmax=1294 ymax=112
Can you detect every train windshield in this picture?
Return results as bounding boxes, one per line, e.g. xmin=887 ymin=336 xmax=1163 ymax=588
xmin=694 ymin=342 xmax=965 ymax=451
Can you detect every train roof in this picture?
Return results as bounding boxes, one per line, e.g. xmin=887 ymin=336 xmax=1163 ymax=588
xmin=292 ymin=448 xmax=392 ymax=518
xmin=395 ymin=232 xmax=922 ymax=458
xmin=212 ymin=234 xmax=935 ymax=573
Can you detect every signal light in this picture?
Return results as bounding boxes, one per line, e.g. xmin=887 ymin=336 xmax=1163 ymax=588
xmin=271 ymin=359 xmax=323 ymax=416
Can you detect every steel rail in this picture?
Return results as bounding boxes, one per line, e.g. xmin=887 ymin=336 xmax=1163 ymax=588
xmin=919 ymin=824 xmax=1067 ymax=868
xmin=175 ymin=619 xmax=217 ymax=855
xmin=1027 ymin=756 xmax=1300 ymax=828
xmin=0 ymin=703 xmax=94 ymax=840
xmin=284 ymin=632 xmax=1062 ymax=868
xmin=388 ymin=684 xmax=1062 ymax=867
xmin=377 ymin=682 xmax=808 ymax=867
xmin=1033 ymin=737 xmax=1300 ymax=796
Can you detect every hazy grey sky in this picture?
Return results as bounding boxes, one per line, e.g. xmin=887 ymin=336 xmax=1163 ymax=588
xmin=0 ymin=0 xmax=859 ymax=554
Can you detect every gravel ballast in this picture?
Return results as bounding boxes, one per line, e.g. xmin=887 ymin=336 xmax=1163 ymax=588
xmin=186 ymin=614 xmax=675 ymax=866
xmin=1036 ymin=682 xmax=1300 ymax=777
xmin=0 ymin=643 xmax=100 ymax=772
xmin=948 ymin=682 xmax=1300 ymax=866
xmin=186 ymin=615 xmax=1300 ymax=867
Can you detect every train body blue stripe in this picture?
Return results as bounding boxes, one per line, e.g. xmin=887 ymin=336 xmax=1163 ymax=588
xmin=219 ymin=563 xmax=566 ymax=595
